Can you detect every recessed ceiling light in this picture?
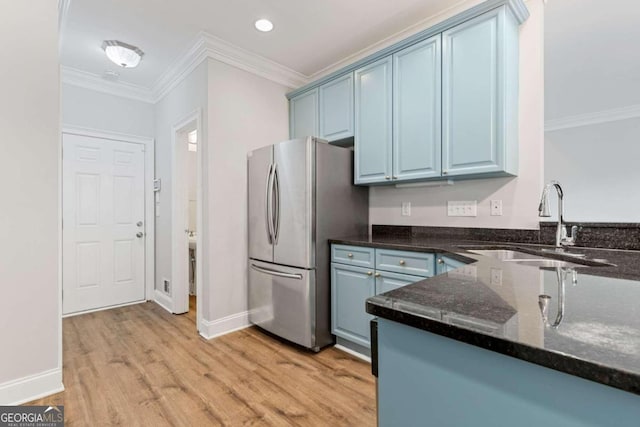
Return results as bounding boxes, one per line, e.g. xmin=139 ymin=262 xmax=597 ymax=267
xmin=254 ymin=19 xmax=274 ymax=32
xmin=102 ymin=40 xmax=144 ymax=68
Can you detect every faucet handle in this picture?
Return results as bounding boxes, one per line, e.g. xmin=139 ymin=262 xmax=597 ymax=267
xmin=561 ymin=225 xmax=578 ymax=246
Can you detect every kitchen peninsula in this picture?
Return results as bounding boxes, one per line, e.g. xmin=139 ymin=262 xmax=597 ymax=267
xmin=331 ymin=225 xmax=640 ymax=426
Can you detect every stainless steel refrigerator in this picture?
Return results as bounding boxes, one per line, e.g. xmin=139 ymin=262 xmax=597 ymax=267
xmin=248 ymin=137 xmax=368 ymax=351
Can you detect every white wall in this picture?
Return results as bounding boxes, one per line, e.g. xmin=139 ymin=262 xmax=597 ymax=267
xmin=0 ymin=1 xmax=62 ymax=404
xmin=154 ymin=62 xmax=208 ymax=298
xmin=61 ymin=83 xmax=155 ymax=137
xmin=369 ymin=0 xmax=545 ymax=230
xmin=206 ymin=58 xmax=290 ymax=323
xmin=545 ymin=117 xmax=640 ymax=222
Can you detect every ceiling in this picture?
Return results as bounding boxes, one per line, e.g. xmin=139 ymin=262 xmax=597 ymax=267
xmin=61 ymin=0 xmax=470 ymax=90
xmin=545 ymin=0 xmax=640 ymax=120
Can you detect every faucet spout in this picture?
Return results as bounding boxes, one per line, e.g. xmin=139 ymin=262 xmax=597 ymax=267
xmin=538 ymin=181 xmax=576 ymax=248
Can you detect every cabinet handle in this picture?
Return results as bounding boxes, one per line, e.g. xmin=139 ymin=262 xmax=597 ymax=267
xmin=385 ymin=176 xmax=391 ymax=180
xmin=437 ymin=258 xmax=444 ymax=264
xmin=399 ymin=260 xmax=406 ymax=265
xmin=375 ymin=273 xmax=381 ymax=278
xmin=443 ymin=170 xmax=448 ymax=175
xmin=347 ymin=253 xmax=353 ymax=258
xmin=392 ymin=176 xmax=398 ymax=180
xmin=367 ymin=271 xmax=373 ymax=276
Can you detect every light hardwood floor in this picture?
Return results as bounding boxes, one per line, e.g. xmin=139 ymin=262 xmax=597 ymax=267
xmin=30 ymin=300 xmax=376 ymax=426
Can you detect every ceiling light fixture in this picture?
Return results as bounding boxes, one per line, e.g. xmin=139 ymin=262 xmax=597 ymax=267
xmin=254 ymin=19 xmax=274 ymax=32
xmin=102 ymin=40 xmax=144 ymax=68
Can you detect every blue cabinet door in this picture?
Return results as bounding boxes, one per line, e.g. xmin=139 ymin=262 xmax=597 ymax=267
xmin=331 ymin=262 xmax=375 ymax=348
xmin=289 ymin=89 xmax=318 ymax=139
xmin=319 ymin=73 xmax=354 ymax=142
xmin=354 ymin=56 xmax=393 ymax=185
xmin=375 ymin=271 xmax=424 ymax=295
xmin=442 ymin=7 xmax=518 ymax=177
xmin=393 ymin=35 xmax=442 ymax=181
xmin=436 ymin=255 xmax=468 ymax=275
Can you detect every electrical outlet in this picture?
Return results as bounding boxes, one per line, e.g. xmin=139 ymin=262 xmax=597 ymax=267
xmin=401 ymin=202 xmax=411 ymax=216
xmin=490 ymin=200 xmax=503 ymax=216
xmin=490 ymin=268 xmax=503 ymax=286
xmin=447 ymin=201 xmax=477 ymax=217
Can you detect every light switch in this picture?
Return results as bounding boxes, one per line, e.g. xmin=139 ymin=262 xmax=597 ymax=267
xmin=447 ymin=201 xmax=477 ymax=217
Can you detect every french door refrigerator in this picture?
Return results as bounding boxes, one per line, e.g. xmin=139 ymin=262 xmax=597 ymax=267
xmin=248 ymin=137 xmax=368 ymax=351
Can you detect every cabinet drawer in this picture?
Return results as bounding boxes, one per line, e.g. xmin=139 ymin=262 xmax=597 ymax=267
xmin=375 ymin=249 xmax=435 ymax=277
xmin=375 ymin=270 xmax=425 ymax=295
xmin=331 ymin=244 xmax=375 ymax=268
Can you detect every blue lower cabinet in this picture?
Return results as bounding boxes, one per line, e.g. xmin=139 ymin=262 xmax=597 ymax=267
xmin=435 ymin=255 xmax=467 ymax=274
xmin=377 ymin=318 xmax=640 ymax=427
xmin=331 ymin=262 xmax=375 ymax=348
xmin=375 ymin=271 xmax=424 ymax=294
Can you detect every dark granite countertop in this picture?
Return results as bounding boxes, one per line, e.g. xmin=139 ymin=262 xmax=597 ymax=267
xmin=329 ymin=234 xmax=640 ymax=395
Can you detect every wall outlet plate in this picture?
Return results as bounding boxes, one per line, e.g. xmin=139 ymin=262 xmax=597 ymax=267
xmin=490 ymin=200 xmax=503 ymax=216
xmin=447 ymin=201 xmax=477 ymax=217
xmin=401 ymin=202 xmax=411 ymax=216
xmin=490 ymin=268 xmax=503 ymax=286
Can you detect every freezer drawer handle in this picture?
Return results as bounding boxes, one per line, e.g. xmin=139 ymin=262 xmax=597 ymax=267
xmin=250 ymin=263 xmax=303 ymax=280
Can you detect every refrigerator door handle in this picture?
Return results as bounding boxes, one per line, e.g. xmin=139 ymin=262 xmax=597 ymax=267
xmin=265 ymin=163 xmax=274 ymax=243
xmin=272 ymin=164 xmax=281 ymax=244
xmin=250 ymin=263 xmax=303 ymax=280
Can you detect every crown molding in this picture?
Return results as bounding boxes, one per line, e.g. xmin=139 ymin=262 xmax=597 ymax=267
xmin=61 ymin=66 xmax=155 ymax=103
xmin=152 ymin=31 xmax=309 ymax=102
xmin=545 ymin=104 xmax=640 ymax=132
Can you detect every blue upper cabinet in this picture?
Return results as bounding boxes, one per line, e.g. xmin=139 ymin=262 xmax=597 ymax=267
xmin=319 ymin=73 xmax=354 ymax=142
xmin=442 ymin=7 xmax=519 ymax=178
xmin=289 ymin=88 xmax=319 ymax=139
xmin=354 ymin=57 xmax=393 ymax=184
xmin=392 ymin=35 xmax=442 ymax=181
xmin=287 ymin=2 xmax=526 ymax=185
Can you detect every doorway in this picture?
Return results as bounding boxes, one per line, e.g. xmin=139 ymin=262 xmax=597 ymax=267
xmin=170 ymin=110 xmax=203 ymax=331
xmin=61 ymin=128 xmax=155 ymax=315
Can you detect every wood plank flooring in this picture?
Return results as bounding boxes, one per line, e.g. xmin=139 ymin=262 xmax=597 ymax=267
xmin=29 ymin=301 xmax=376 ymax=426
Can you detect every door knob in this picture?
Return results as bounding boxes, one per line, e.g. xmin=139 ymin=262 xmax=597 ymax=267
xmin=137 ymin=221 xmax=143 ymax=227
xmin=367 ymin=271 xmax=373 ymax=276
xmin=347 ymin=253 xmax=353 ymax=258
xmin=374 ymin=272 xmax=381 ymax=278
xmin=136 ymin=232 xmax=144 ymax=238
xmin=437 ymin=258 xmax=445 ymax=264
xmin=399 ymin=260 xmax=406 ymax=265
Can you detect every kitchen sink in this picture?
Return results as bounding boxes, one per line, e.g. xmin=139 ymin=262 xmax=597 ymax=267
xmin=462 ymin=247 xmax=613 ymax=268
xmin=467 ymin=249 xmax=583 ymax=268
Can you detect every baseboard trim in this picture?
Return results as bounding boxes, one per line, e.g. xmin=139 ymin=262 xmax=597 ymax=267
xmin=0 ymin=368 xmax=64 ymax=405
xmin=62 ymin=299 xmax=146 ymax=318
xmin=153 ymin=290 xmax=173 ymax=313
xmin=199 ymin=311 xmax=250 ymax=340
xmin=335 ymin=343 xmax=372 ymax=363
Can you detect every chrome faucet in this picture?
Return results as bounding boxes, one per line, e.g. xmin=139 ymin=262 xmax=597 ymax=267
xmin=538 ymin=267 xmax=578 ymax=329
xmin=538 ymin=181 xmax=578 ymax=248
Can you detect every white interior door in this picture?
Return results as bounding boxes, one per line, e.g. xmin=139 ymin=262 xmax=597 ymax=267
xmin=63 ymin=133 xmax=146 ymax=315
